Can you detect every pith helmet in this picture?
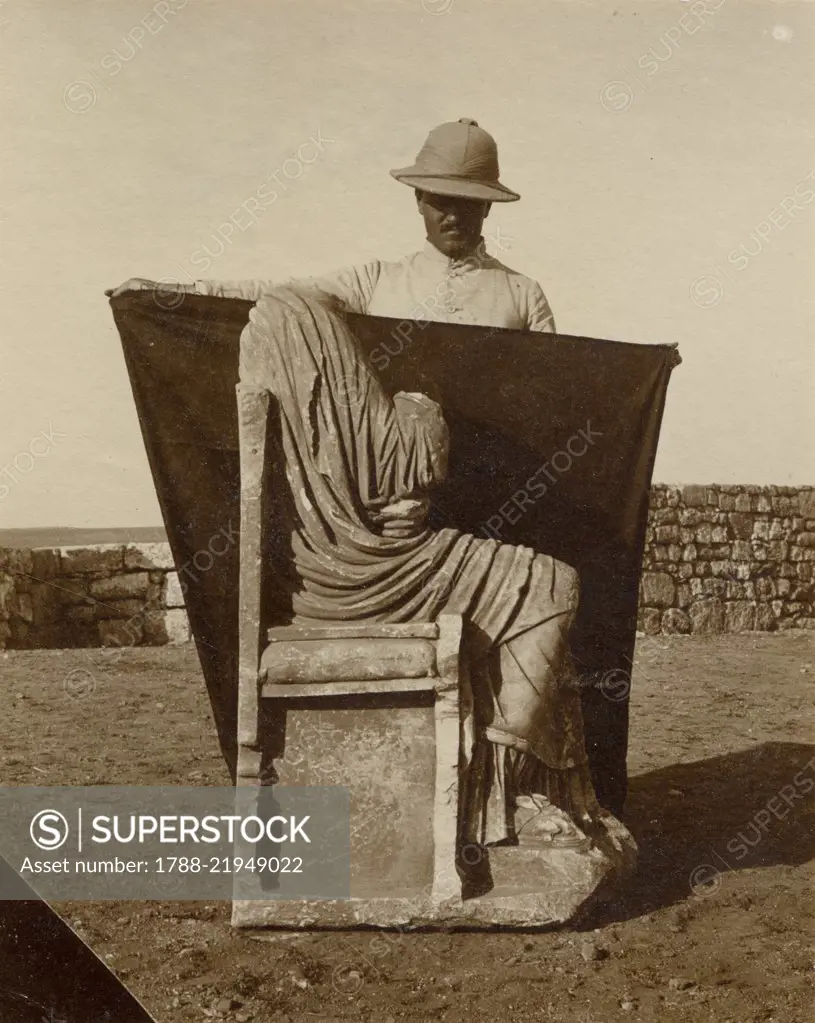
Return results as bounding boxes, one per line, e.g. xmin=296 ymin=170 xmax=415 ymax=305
xmin=390 ymin=118 xmax=520 ymax=203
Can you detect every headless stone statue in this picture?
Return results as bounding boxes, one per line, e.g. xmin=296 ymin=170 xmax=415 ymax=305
xmin=241 ymin=288 xmax=636 ymax=887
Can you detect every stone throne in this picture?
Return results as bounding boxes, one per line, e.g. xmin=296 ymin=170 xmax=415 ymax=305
xmin=110 ymin=291 xmax=679 ymax=927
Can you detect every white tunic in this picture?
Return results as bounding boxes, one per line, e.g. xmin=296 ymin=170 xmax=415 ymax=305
xmin=197 ymin=239 xmax=556 ymax=333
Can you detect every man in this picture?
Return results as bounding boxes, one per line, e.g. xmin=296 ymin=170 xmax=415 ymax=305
xmin=110 ymin=119 xmax=557 ymax=545
xmin=111 ymin=118 xmax=556 ymax=332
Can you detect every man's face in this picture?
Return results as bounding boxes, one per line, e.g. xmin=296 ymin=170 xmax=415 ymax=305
xmin=417 ymin=191 xmax=490 ymax=259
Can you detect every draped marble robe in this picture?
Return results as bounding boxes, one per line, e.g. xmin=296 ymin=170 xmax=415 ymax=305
xmin=242 ymin=288 xmax=624 ymax=848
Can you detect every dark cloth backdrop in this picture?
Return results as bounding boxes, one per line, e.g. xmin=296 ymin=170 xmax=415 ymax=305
xmin=111 ymin=292 xmax=679 ymax=813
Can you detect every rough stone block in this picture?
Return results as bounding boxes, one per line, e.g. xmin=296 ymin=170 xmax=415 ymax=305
xmin=13 ymin=593 xmax=34 ymax=623
xmin=0 ymin=576 xmax=14 ymax=616
xmin=9 ymin=620 xmax=30 ymax=646
xmin=734 ymin=493 xmax=752 ymax=513
xmin=90 ymin=572 xmax=151 ymax=602
xmin=754 ymin=605 xmax=776 ymax=631
xmin=754 ymin=577 xmax=775 ymax=601
xmin=797 ymin=617 xmax=815 ymax=629
xmin=665 ymin=486 xmax=681 ymax=508
xmin=31 ymin=549 xmax=60 ymax=578
xmin=679 ymin=528 xmax=696 ymax=544
xmin=638 ymin=608 xmax=661 ymax=636
xmin=732 ymin=541 xmax=752 ymax=561
xmin=763 ymin=540 xmax=787 ymax=561
xmin=727 ymin=512 xmax=752 ymax=539
xmin=163 ymin=571 xmax=186 ymax=608
xmin=61 ymin=579 xmax=91 ymax=605
xmin=724 ymin=602 xmax=756 ymax=633
xmin=768 ymin=520 xmax=787 ymax=540
xmin=681 ymin=543 xmax=697 ymax=563
xmin=99 ymin=617 xmax=144 ymax=648
xmin=143 ymin=608 xmax=190 ymax=645
xmin=796 ymin=563 xmax=812 ymax=581
xmin=59 ymin=545 xmax=124 ymax=575
xmin=655 ymin=525 xmax=679 ymax=543
xmin=0 ymin=549 xmax=34 ymax=576
xmin=653 ymin=508 xmax=677 ymax=525
xmin=695 ymin=523 xmax=714 ymax=544
xmin=689 ymin=598 xmax=725 ymax=634
xmin=65 ymin=604 xmax=100 ymax=624
xmin=682 ymin=484 xmax=707 ymax=507
xmin=667 ymin=544 xmax=682 ymax=562
xmin=678 ymin=563 xmax=693 ymax=579
xmin=702 ymin=578 xmax=727 ymax=598
xmin=800 ymin=491 xmax=815 ymax=518
xmin=676 ymin=583 xmax=692 ymax=608
xmin=662 ymin=608 xmax=690 ymax=634
xmin=146 ymin=578 xmax=163 ymax=606
xmin=123 ymin=542 xmax=175 ymax=571
xmin=711 ymin=526 xmax=728 ymax=543
xmin=28 ymin=584 xmax=62 ymax=626
xmin=96 ymin=598 xmax=145 ymax=621
xmin=641 ymin=572 xmax=675 ymax=607
xmin=718 ymin=493 xmax=735 ymax=511
xmin=679 ymin=508 xmax=701 ymax=526
xmin=751 ymin=519 xmax=770 ymax=541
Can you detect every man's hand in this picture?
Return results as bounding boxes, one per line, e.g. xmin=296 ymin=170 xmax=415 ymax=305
xmin=105 ymin=278 xmax=157 ymax=298
xmin=105 ymin=278 xmax=195 ymax=298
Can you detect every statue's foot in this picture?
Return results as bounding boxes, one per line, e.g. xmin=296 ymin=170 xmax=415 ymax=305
xmin=513 ymin=794 xmax=592 ymax=851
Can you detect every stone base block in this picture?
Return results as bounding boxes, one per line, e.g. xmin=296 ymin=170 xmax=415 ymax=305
xmin=232 ymin=809 xmax=636 ymax=928
xmin=232 ymin=893 xmax=579 ymax=930
xmin=233 ymin=703 xmax=636 ymax=930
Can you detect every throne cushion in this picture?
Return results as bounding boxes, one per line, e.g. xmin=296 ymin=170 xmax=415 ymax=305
xmin=260 ymin=622 xmax=441 ymax=686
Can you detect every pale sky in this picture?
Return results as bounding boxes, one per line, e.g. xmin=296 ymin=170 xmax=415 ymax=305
xmin=1 ymin=0 xmax=813 ymax=528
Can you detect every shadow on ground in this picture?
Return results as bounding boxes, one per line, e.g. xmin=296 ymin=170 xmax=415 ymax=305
xmin=585 ymin=740 xmax=815 ymax=926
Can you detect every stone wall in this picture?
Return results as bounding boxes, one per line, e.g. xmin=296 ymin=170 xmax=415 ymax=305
xmin=639 ymin=485 xmax=814 ymax=635
xmin=0 ymin=543 xmax=189 ymax=651
xmin=1 ymin=484 xmax=813 ymax=649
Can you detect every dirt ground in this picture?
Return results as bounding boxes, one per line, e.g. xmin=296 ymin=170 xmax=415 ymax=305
xmin=2 ymin=633 xmax=813 ymax=1023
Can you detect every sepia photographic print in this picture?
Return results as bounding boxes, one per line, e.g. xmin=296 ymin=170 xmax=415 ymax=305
xmin=1 ymin=1 xmax=813 ymax=1021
